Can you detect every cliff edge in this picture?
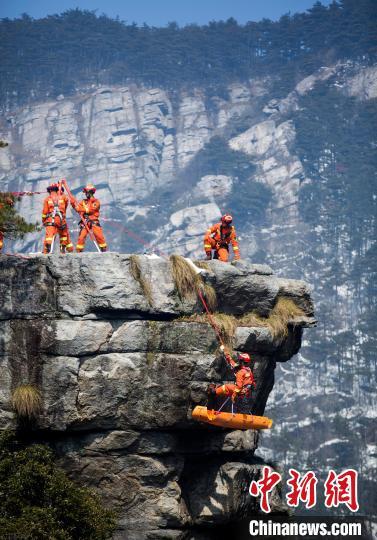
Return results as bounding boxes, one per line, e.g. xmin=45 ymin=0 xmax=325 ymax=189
xmin=0 ymin=253 xmax=315 ymax=539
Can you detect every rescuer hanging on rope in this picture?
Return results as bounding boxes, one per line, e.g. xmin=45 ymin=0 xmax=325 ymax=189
xmin=42 ymin=183 xmax=74 ymax=254
xmin=69 ymin=183 xmax=107 ymax=252
xmin=204 ymin=214 xmax=240 ymax=262
xmin=207 ymin=345 xmax=256 ymax=410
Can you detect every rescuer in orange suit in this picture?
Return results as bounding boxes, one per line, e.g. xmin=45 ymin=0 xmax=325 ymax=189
xmin=42 ymin=183 xmax=74 ymax=254
xmin=203 ymin=214 xmax=240 ymax=262
xmin=70 ymin=183 xmax=107 ymax=252
xmin=207 ymin=346 xmax=256 ymax=408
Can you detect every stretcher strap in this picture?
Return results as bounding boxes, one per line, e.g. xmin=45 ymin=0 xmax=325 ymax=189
xmin=216 ymin=396 xmax=230 ymax=415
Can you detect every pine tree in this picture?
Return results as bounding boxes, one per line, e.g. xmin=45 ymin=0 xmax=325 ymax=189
xmin=0 ymin=142 xmax=38 ymax=246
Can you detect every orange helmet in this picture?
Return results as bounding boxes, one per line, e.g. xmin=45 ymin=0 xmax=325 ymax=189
xmin=83 ymin=183 xmax=96 ymax=193
xmin=221 ymin=214 xmax=233 ymax=225
xmin=47 ymin=183 xmax=59 ymax=192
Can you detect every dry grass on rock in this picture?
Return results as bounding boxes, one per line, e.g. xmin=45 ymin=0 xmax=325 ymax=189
xmin=193 ymin=261 xmax=211 ymax=271
xmin=265 ymin=297 xmax=305 ymax=340
xmin=11 ymin=384 xmax=42 ymax=419
xmin=181 ymin=297 xmax=305 ymax=346
xmin=129 ymin=255 xmax=153 ymax=306
xmin=170 ymin=255 xmax=217 ymax=310
xmin=170 ymin=255 xmax=201 ymax=300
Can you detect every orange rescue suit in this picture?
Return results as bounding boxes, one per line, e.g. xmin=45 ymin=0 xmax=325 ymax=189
xmin=41 ymin=192 xmax=73 ymax=254
xmin=204 ymin=222 xmax=240 ymax=262
xmin=72 ymin=197 xmax=107 ymax=252
xmin=215 ymin=352 xmax=256 ymax=402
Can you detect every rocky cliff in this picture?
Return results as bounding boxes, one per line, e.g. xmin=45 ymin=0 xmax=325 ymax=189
xmin=0 ymin=59 xmax=376 ymax=518
xmin=0 ymin=253 xmax=314 ymax=539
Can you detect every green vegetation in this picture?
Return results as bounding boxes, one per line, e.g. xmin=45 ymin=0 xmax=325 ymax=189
xmin=294 ymin=79 xmax=377 ymax=391
xmin=0 ymin=431 xmax=116 ymax=539
xmin=0 ymin=192 xmax=38 ymax=242
xmin=295 ymin=82 xmax=377 ymax=303
xmin=1 ymin=1 xmax=376 ymax=107
xmin=178 ymin=136 xmax=272 ymax=224
xmin=296 ymin=85 xmax=377 ymax=243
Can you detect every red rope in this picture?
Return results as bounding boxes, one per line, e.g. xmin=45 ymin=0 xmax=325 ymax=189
xmin=5 ymin=191 xmax=45 ymax=196
xmin=197 ymin=289 xmax=225 ymax=348
xmin=101 ymin=218 xmax=167 ymax=257
xmin=2 ymin=252 xmax=31 ymax=260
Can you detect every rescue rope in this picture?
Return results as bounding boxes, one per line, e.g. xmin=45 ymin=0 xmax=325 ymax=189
xmin=197 ymin=289 xmax=225 ymax=348
xmin=101 ymin=218 xmax=227 ymax=350
xmin=101 ymin=218 xmax=167 ymax=257
xmin=4 ymin=191 xmax=46 ymax=197
xmin=2 ymin=252 xmax=31 ymax=260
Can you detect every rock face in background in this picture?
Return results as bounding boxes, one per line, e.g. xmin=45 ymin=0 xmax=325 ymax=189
xmin=0 ymin=253 xmax=314 ymax=539
xmin=0 ymin=60 xmax=376 ymax=517
xmin=0 ymin=79 xmax=267 ymax=253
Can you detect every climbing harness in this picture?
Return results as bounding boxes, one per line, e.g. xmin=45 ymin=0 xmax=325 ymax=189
xmin=47 ymin=180 xmax=65 ymax=253
xmin=62 ymin=179 xmax=101 ymax=252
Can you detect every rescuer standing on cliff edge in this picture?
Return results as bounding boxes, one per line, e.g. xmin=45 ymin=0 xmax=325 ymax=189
xmin=204 ymin=214 xmax=240 ymax=262
xmin=42 ymin=183 xmax=74 ymax=254
xmin=69 ymin=183 xmax=108 ymax=252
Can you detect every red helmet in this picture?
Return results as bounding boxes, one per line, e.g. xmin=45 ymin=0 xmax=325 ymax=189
xmin=83 ymin=183 xmax=96 ymax=193
xmin=221 ymin=214 xmax=233 ymax=225
xmin=47 ymin=183 xmax=59 ymax=192
xmin=237 ymin=353 xmax=251 ymax=363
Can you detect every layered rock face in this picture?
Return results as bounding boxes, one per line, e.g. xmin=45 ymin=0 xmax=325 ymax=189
xmin=0 ymin=253 xmax=314 ymax=539
xmin=1 ymin=61 xmax=375 ymax=517
xmin=0 ymin=80 xmax=267 ymax=253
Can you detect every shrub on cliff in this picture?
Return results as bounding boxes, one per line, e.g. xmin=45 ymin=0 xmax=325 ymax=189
xmin=0 ymin=431 xmax=116 ymax=539
xmin=0 ymin=192 xmax=38 ymax=242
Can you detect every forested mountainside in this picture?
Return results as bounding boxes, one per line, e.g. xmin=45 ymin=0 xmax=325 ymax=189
xmin=0 ymin=0 xmax=376 ymax=108
xmin=0 ymin=0 xmax=376 ymax=518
